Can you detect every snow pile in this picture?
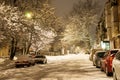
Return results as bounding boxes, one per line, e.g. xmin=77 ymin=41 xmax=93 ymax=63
xmin=0 ymin=58 xmax=5 ymax=63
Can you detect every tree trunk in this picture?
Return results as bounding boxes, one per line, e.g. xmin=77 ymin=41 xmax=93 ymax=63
xmin=25 ymin=33 xmax=32 ymax=54
xmin=22 ymin=43 xmax=26 ymax=55
xmin=10 ymin=38 xmax=17 ymax=60
xmin=25 ymin=43 xmax=31 ymax=54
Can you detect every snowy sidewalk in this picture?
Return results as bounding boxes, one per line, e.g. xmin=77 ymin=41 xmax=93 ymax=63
xmin=0 ymin=58 xmax=15 ymax=70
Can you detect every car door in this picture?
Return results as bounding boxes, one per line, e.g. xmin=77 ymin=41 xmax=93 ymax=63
xmin=114 ymin=52 xmax=120 ymax=80
xmin=100 ymin=52 xmax=107 ymax=70
xmin=103 ymin=52 xmax=108 ymax=70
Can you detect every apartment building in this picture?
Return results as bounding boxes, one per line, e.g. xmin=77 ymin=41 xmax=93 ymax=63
xmin=97 ymin=0 xmax=120 ymax=49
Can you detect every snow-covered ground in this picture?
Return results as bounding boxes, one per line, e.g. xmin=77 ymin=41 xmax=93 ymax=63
xmin=0 ymin=53 xmax=113 ymax=80
xmin=45 ymin=53 xmax=112 ymax=80
xmin=46 ymin=53 xmax=88 ymax=62
xmin=0 ymin=58 xmax=5 ymax=63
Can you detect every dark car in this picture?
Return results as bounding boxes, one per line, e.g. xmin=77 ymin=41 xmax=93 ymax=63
xmin=93 ymin=51 xmax=106 ymax=68
xmin=112 ymin=50 xmax=120 ymax=80
xmin=34 ymin=55 xmax=47 ymax=64
xmin=15 ymin=55 xmax=35 ymax=68
xmin=89 ymin=48 xmax=103 ymax=61
xmin=100 ymin=49 xmax=119 ymax=76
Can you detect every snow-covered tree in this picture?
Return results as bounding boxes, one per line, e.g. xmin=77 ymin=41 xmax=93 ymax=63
xmin=30 ymin=3 xmax=64 ymax=53
xmin=0 ymin=3 xmax=25 ymax=60
xmin=62 ymin=0 xmax=102 ymax=49
xmin=16 ymin=2 xmax=59 ymax=55
xmin=0 ymin=2 xmax=59 ymax=59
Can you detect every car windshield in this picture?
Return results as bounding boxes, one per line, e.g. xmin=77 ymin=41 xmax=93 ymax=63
xmin=97 ymin=52 xmax=105 ymax=57
xmin=111 ymin=50 xmax=118 ymax=54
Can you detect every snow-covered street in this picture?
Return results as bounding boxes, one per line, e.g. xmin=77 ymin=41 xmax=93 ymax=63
xmin=0 ymin=1 xmax=117 ymax=80
xmin=0 ymin=53 xmax=112 ymax=80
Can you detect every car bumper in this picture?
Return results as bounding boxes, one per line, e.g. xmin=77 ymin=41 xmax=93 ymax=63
xmin=15 ymin=62 xmax=30 ymax=66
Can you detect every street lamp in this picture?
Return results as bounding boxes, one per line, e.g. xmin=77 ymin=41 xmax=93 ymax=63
xmin=25 ymin=12 xmax=33 ymax=19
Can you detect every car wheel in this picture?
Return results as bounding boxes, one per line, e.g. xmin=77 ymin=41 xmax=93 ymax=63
xmin=96 ymin=65 xmax=99 ymax=68
xmin=27 ymin=63 xmax=30 ymax=67
xmin=15 ymin=65 xmax=19 ymax=68
xmin=113 ymin=70 xmax=117 ymax=80
xmin=45 ymin=61 xmax=47 ymax=64
xmin=105 ymin=67 xmax=111 ymax=76
xmin=32 ymin=63 xmax=35 ymax=66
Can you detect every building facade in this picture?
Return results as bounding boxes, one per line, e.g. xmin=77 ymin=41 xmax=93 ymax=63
xmin=97 ymin=0 xmax=120 ymax=49
xmin=0 ymin=44 xmax=9 ymax=57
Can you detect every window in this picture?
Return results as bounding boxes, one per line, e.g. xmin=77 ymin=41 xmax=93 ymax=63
xmin=111 ymin=50 xmax=118 ymax=54
xmin=97 ymin=52 xmax=106 ymax=58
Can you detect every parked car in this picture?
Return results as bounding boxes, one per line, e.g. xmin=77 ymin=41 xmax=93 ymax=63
xmin=100 ymin=49 xmax=119 ymax=76
xmin=93 ymin=51 xmax=106 ymax=68
xmin=89 ymin=48 xmax=103 ymax=61
xmin=15 ymin=55 xmax=35 ymax=68
xmin=112 ymin=50 xmax=120 ymax=80
xmin=34 ymin=55 xmax=47 ymax=64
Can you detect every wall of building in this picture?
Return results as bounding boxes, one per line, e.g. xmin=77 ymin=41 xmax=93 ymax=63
xmin=97 ymin=0 xmax=120 ymax=49
xmin=0 ymin=45 xmax=9 ymax=57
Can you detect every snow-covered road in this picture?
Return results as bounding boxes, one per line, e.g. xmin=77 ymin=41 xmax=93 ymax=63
xmin=0 ymin=53 xmax=113 ymax=80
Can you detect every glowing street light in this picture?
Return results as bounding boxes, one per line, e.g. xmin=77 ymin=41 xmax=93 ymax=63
xmin=25 ymin=12 xmax=33 ymax=19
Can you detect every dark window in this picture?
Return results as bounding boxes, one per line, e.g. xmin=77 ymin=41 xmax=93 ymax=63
xmin=111 ymin=50 xmax=118 ymax=54
xmin=97 ymin=52 xmax=105 ymax=58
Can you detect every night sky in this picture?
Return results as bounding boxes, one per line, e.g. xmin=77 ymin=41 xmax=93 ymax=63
xmin=51 ymin=0 xmax=106 ymax=17
xmin=51 ymin=0 xmax=79 ymax=17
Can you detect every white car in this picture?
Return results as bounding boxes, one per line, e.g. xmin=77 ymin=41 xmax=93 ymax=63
xmin=112 ymin=51 xmax=120 ymax=80
xmin=34 ymin=55 xmax=47 ymax=64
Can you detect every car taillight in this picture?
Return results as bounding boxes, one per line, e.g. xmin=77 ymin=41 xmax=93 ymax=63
xmin=109 ymin=57 xmax=113 ymax=61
